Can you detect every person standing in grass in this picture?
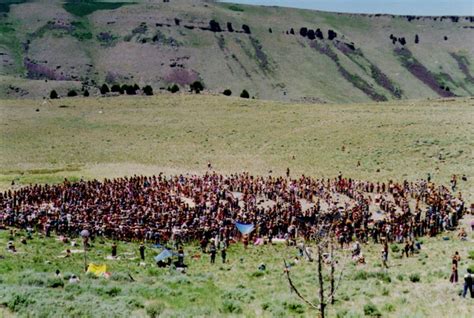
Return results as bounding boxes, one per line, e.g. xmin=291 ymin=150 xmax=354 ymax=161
xmin=177 ymin=247 xmax=184 ymax=267
xmin=221 ymin=247 xmax=227 ymax=264
xmin=210 ymin=243 xmax=216 ymax=264
xmin=111 ymin=242 xmax=117 ymax=258
xmin=450 ymin=252 xmax=461 ymax=283
xmin=381 ymin=240 xmax=389 ymax=268
xmin=139 ymin=243 xmax=145 ymax=261
xmin=462 ymin=268 xmax=473 ymax=298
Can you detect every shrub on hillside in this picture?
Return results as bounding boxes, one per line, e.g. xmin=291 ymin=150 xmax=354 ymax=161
xmin=47 ymin=277 xmax=64 ymax=288
xmin=468 ymin=264 xmax=474 ymax=273
xmin=409 ymin=273 xmax=421 ymax=282
xmin=125 ymin=85 xmax=137 ymax=95
xmin=100 ymin=84 xmax=110 ymax=95
xmin=50 ymin=90 xmax=58 ymax=99
xmin=223 ymin=89 xmax=232 ymax=96
xmin=209 ymin=20 xmax=222 ymax=32
xmin=283 ymin=300 xmax=305 ymax=314
xmin=83 ymin=89 xmax=89 ymax=97
xmin=227 ymin=22 xmax=234 ymax=32
xmin=328 ymin=29 xmax=337 ymax=40
xmin=390 ymin=244 xmax=400 ymax=253
xmin=299 ymin=27 xmax=308 ymax=37
xmin=240 ymin=89 xmax=250 ymax=98
xmin=67 ymin=90 xmax=77 ymax=97
xmin=127 ymin=298 xmax=144 ymax=309
xmin=383 ymin=303 xmax=395 ymax=312
xmin=242 ymin=24 xmax=251 ymax=34
xmin=20 ymin=272 xmax=46 ymax=286
xmin=146 ymin=301 xmax=165 ymax=318
xmin=168 ymin=84 xmax=179 ymax=93
xmin=316 ymin=28 xmax=324 ymax=39
xmin=7 ymin=293 xmax=35 ymax=313
xmin=221 ymin=299 xmax=242 ymax=314
xmin=143 ymin=85 xmax=153 ymax=96
xmin=250 ymin=270 xmax=265 ymax=277
xmin=111 ymin=84 xmax=123 ymax=94
xmin=468 ymin=250 xmax=474 ymax=260
xmin=190 ymin=81 xmax=204 ymax=93
xmin=363 ymin=302 xmax=382 ymax=317
xmin=373 ymin=271 xmax=391 ymax=283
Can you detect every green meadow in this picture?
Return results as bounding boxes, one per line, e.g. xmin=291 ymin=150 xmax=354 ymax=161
xmin=0 ymin=94 xmax=473 ymax=317
xmin=1 ymin=95 xmax=472 ymax=200
xmin=0 ymin=223 xmax=473 ymax=317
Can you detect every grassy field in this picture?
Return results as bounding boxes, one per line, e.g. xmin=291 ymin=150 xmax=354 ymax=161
xmin=1 ymin=94 xmax=473 ymax=200
xmin=0 ymin=94 xmax=474 ymax=317
xmin=0 ymin=222 xmax=473 ymax=317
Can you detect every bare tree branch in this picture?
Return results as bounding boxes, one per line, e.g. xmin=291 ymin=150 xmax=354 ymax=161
xmin=283 ymin=259 xmax=319 ymax=310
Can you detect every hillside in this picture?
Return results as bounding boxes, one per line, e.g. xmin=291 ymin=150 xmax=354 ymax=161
xmin=0 ymin=0 xmax=473 ymax=103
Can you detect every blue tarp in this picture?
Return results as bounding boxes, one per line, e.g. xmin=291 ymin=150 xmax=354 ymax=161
xmin=154 ymin=249 xmax=173 ymax=262
xmin=235 ymin=222 xmax=255 ymax=235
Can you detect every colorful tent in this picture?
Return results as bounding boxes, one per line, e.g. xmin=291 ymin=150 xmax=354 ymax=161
xmin=87 ymin=263 xmax=107 ymax=276
xmin=235 ymin=222 xmax=255 ymax=235
xmin=154 ymin=249 xmax=173 ymax=262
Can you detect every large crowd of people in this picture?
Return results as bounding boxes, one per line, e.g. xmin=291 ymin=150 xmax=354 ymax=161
xmin=0 ymin=172 xmax=468 ymax=248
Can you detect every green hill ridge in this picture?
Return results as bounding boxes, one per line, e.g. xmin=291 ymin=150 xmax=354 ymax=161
xmin=0 ymin=0 xmax=473 ymax=102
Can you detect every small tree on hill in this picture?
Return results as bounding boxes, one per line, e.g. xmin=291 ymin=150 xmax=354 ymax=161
xmin=168 ymin=84 xmax=179 ymax=93
xmin=223 ymin=89 xmax=232 ymax=96
xmin=121 ymin=84 xmax=129 ymax=94
xmin=143 ymin=85 xmax=153 ymax=96
xmin=83 ymin=89 xmax=90 ymax=97
xmin=50 ymin=90 xmax=58 ymax=99
xmin=111 ymin=84 xmax=123 ymax=94
xmin=299 ymin=27 xmax=308 ymax=37
xmin=126 ymin=85 xmax=137 ymax=95
xmin=240 ymin=89 xmax=250 ymax=98
xmin=100 ymin=84 xmax=110 ymax=95
xmin=67 ymin=90 xmax=78 ymax=97
xmin=133 ymin=83 xmax=140 ymax=91
xmin=190 ymin=81 xmax=204 ymax=94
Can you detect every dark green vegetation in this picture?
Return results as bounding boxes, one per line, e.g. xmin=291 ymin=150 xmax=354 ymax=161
xmin=0 ymin=1 xmax=28 ymax=14
xmin=63 ymin=1 xmax=130 ymax=18
xmin=0 ymin=0 xmax=472 ymax=102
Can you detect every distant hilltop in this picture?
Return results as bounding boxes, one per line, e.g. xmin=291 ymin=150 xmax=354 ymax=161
xmin=0 ymin=0 xmax=473 ymax=103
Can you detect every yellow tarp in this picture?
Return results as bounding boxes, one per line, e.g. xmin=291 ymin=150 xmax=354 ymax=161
xmin=87 ymin=263 xmax=107 ymax=276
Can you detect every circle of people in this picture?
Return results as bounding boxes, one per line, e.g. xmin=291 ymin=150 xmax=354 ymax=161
xmin=1 ymin=172 xmax=468 ymax=248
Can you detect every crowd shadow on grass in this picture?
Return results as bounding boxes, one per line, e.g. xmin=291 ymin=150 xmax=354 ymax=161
xmin=0 ymin=165 xmax=84 ymax=189
xmin=2 ymin=165 xmax=82 ymax=176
